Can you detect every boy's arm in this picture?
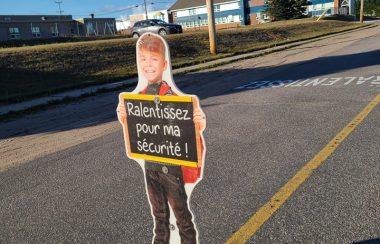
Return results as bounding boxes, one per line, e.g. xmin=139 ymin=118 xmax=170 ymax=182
xmin=193 ymin=108 xmax=206 ymax=132
xmin=193 ymin=107 xmax=206 ymax=167
xmin=116 ymin=97 xmax=127 ymax=125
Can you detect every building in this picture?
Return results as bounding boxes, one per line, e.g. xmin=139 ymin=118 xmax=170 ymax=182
xmin=0 ymin=15 xmax=73 ymax=41
xmin=130 ymin=10 xmax=171 ymax=25
xmin=168 ymin=0 xmax=356 ymax=31
xmin=117 ymin=9 xmax=172 ymax=32
xmin=247 ymin=0 xmax=270 ymax=24
xmin=75 ymin=17 xmax=116 ymax=36
xmin=0 ymin=15 xmax=116 ymax=41
xmin=307 ymin=0 xmax=356 ymax=17
xmin=169 ymin=0 xmax=269 ymax=30
xmin=116 ymin=10 xmax=172 ymax=35
xmin=169 ymin=0 xmax=242 ymax=30
xmin=116 ymin=16 xmax=132 ymax=33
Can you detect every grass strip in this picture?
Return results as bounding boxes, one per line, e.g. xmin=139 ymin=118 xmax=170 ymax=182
xmin=0 ymin=19 xmax=367 ymax=103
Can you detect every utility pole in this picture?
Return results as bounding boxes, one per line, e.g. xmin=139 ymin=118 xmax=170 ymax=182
xmin=206 ymin=0 xmax=217 ymax=54
xmin=55 ymin=0 xmax=64 ymax=16
xmin=143 ymin=0 xmax=148 ymax=20
xmin=360 ymin=0 xmax=364 ymax=23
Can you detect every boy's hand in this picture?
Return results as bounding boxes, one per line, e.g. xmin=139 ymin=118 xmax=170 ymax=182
xmin=116 ymin=99 xmax=127 ymax=124
xmin=193 ymin=108 xmax=206 ymax=131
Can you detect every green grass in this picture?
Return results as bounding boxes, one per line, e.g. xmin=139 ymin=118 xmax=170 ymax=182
xmin=0 ymin=19 xmax=366 ymax=103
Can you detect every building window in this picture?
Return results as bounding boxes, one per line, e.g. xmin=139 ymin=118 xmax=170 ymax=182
xmin=9 ymin=27 xmax=20 ymax=39
xmin=51 ymin=25 xmax=59 ymax=36
xmin=31 ymin=26 xmax=41 ymax=38
xmin=189 ymin=8 xmax=196 ymax=15
xmin=86 ymin=22 xmax=96 ymax=35
xmin=214 ymin=5 xmax=220 ymax=12
xmin=4 ymin=17 xmax=11 ymax=21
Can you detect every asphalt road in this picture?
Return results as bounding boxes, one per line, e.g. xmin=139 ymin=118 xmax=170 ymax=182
xmin=0 ymin=24 xmax=379 ymax=243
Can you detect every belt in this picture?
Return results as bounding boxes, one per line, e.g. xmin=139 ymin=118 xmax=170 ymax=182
xmin=145 ymin=161 xmax=182 ymax=176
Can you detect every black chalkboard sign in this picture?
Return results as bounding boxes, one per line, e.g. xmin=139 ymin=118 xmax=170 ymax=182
xmin=121 ymin=93 xmax=201 ymax=167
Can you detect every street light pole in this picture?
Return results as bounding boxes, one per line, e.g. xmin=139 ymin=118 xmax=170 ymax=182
xmin=360 ymin=0 xmax=364 ymax=23
xmin=143 ymin=0 xmax=148 ymax=20
xmin=55 ymin=0 xmax=64 ymax=18
xmin=206 ymin=0 xmax=217 ymax=54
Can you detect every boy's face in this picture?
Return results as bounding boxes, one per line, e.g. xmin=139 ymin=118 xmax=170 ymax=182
xmin=139 ymin=49 xmax=167 ymax=84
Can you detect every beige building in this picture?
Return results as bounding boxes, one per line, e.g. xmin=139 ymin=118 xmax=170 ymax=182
xmin=129 ymin=11 xmax=169 ymax=24
xmin=0 ymin=15 xmax=116 ymax=41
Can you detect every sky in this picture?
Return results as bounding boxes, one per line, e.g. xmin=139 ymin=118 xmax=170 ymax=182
xmin=0 ymin=0 xmax=176 ymax=19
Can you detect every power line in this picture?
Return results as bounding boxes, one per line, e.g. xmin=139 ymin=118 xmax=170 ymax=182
xmin=89 ymin=5 xmax=144 ymax=17
xmin=70 ymin=4 xmax=142 ymax=17
xmin=70 ymin=1 xmax=173 ymax=18
xmin=55 ymin=0 xmax=64 ymax=16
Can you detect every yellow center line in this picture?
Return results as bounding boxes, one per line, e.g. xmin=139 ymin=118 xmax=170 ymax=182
xmin=226 ymin=92 xmax=380 ymax=244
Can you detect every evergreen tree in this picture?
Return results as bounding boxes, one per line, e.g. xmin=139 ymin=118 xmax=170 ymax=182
xmin=267 ymin=0 xmax=308 ymax=21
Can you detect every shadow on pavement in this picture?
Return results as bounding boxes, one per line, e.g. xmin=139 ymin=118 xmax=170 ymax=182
xmin=0 ymin=49 xmax=379 ymax=140
xmin=0 ymin=67 xmax=83 ymax=104
xmin=353 ymin=237 xmax=380 ymax=244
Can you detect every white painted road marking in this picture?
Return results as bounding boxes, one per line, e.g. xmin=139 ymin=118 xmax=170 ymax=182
xmin=234 ymin=76 xmax=380 ymax=90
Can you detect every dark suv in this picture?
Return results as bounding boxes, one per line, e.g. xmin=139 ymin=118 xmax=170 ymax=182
xmin=131 ymin=19 xmax=182 ymax=38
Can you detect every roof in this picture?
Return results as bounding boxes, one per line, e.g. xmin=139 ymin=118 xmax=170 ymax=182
xmin=0 ymin=15 xmax=73 ymax=23
xmin=169 ymin=0 xmax=238 ymax=11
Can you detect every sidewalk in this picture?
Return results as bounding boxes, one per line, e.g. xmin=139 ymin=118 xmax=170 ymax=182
xmin=0 ymin=24 xmax=373 ymax=117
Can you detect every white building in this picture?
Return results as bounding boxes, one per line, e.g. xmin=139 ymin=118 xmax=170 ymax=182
xmin=116 ymin=16 xmax=131 ymax=32
xmin=116 ymin=9 xmax=171 ymax=32
xmin=169 ymin=0 xmax=243 ymax=29
xmin=307 ymin=0 xmax=356 ymax=17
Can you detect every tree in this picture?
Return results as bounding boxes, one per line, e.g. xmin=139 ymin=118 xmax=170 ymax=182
xmin=356 ymin=0 xmax=380 ymax=16
xmin=267 ymin=0 xmax=308 ymax=21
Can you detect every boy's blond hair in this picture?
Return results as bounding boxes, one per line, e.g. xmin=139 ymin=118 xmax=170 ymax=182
xmin=138 ymin=34 xmax=166 ymax=58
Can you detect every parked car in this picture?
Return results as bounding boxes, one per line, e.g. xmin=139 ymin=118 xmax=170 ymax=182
xmin=131 ymin=19 xmax=182 ymax=38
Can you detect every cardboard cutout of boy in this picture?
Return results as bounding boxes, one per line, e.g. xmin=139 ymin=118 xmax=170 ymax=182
xmin=116 ymin=33 xmax=206 ymax=244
